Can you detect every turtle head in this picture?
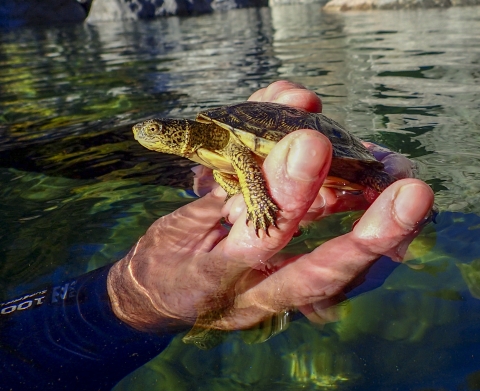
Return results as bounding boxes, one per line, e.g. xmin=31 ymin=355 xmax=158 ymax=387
xmin=133 ymin=118 xmax=194 ymax=156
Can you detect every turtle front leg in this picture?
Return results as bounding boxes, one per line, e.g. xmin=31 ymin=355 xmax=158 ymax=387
xmin=224 ymin=142 xmax=279 ymax=235
xmin=213 ymin=171 xmax=241 ymax=200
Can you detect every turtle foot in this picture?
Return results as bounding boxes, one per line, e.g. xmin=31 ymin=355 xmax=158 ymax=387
xmin=247 ymin=198 xmax=279 ymax=236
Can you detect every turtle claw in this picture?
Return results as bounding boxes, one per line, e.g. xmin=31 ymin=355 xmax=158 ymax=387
xmin=247 ymin=199 xmax=279 ymax=237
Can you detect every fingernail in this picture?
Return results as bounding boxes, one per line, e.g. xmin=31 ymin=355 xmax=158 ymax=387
xmin=286 ymin=133 xmax=330 ymax=181
xmin=393 ymin=183 xmax=432 ymax=229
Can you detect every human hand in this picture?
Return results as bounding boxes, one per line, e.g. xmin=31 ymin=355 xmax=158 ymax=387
xmin=107 ymin=81 xmax=434 ymax=334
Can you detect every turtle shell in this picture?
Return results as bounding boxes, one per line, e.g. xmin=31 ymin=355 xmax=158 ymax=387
xmin=195 ymin=101 xmax=389 ymax=191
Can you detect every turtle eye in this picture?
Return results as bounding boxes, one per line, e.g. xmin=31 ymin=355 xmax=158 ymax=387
xmin=146 ymin=122 xmax=161 ymax=134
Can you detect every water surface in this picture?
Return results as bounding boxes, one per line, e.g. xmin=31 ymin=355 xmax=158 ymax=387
xmin=1 ymin=4 xmax=480 ymax=390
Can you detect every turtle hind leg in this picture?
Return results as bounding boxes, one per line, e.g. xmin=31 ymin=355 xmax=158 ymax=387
xmin=359 ymin=169 xmax=396 ymax=193
xmin=224 ymin=142 xmax=279 ymax=235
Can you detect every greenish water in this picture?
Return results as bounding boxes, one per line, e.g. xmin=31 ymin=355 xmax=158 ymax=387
xmin=1 ymin=4 xmax=480 ymax=390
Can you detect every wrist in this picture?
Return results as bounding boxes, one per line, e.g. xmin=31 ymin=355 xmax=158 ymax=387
xmin=106 ymin=242 xmax=189 ymax=333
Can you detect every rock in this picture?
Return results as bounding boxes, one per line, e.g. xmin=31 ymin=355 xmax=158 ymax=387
xmin=86 ymin=0 xmax=267 ymax=21
xmin=269 ymin=0 xmax=320 ymax=6
xmin=0 ymin=0 xmax=92 ymax=28
xmin=323 ymin=0 xmax=480 ymax=10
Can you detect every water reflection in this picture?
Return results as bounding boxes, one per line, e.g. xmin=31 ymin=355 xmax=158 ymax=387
xmin=333 ymin=8 xmax=480 ymax=212
xmin=1 ymin=4 xmax=480 ymax=390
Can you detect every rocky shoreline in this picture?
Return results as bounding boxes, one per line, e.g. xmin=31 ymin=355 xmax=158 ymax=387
xmin=1 ymin=0 xmax=479 ymax=27
xmin=86 ymin=0 xmax=267 ymax=22
xmin=322 ymin=0 xmax=480 ymax=11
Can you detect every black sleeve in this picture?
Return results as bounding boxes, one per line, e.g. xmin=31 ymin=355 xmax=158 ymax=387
xmin=0 ymin=263 xmax=174 ymax=391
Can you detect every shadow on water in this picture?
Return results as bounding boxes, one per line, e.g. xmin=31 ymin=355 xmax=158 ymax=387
xmin=1 ymin=3 xmax=480 ymax=390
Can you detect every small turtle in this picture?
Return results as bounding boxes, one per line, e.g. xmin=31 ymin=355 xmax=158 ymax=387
xmin=133 ymin=101 xmax=395 ymax=234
